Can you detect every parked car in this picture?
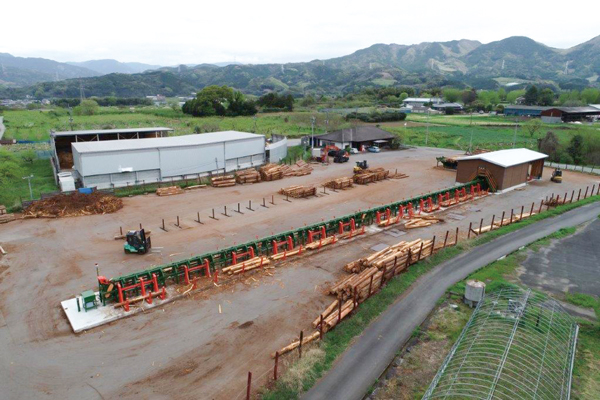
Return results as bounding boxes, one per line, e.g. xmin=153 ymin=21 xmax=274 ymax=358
xmin=367 ymin=146 xmax=381 ymax=153
xmin=349 ymin=148 xmax=359 ymax=154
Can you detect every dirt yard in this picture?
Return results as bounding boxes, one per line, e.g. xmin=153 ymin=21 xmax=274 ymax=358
xmin=0 ymin=146 xmax=597 ymax=400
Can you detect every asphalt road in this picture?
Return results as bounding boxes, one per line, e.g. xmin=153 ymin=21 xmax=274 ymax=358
xmin=303 ymin=201 xmax=600 ymax=400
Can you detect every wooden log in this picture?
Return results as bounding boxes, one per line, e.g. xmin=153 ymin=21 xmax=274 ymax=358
xmin=271 ymin=331 xmax=320 ymax=358
xmin=312 ymin=299 xmax=339 ymax=328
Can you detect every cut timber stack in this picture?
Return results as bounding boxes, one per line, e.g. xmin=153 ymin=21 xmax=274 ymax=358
xmin=0 ymin=205 xmax=15 ymax=224
xmin=279 ymin=185 xmax=317 ymax=199
xmin=353 ymin=168 xmax=389 ymax=185
xmin=235 ymin=169 xmax=261 ymax=184
xmin=156 ymin=186 xmax=184 ymax=196
xmin=260 ymin=164 xmax=284 ymax=181
xmin=211 ymin=175 xmax=236 ymax=188
xmin=305 ymin=236 xmax=336 ymax=250
xmin=222 ymin=256 xmax=270 ymax=275
xmin=404 ymin=216 xmax=442 ymax=229
xmin=324 ymin=177 xmax=354 ymax=190
xmin=280 ymin=160 xmax=313 ymax=177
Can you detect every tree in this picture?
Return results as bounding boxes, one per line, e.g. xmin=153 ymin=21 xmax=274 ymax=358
xmin=182 ymin=85 xmax=257 ymax=117
xmin=524 ymin=119 xmax=542 ymax=139
xmin=580 ymin=88 xmax=600 ymax=104
xmin=497 ymin=88 xmax=507 ymax=101
xmin=443 ymin=88 xmax=461 ymax=103
xmin=461 ymin=89 xmax=477 ymax=105
xmin=257 ymin=92 xmax=294 ymax=111
xmin=399 ymin=92 xmax=409 ymax=102
xmin=567 ymin=135 xmax=584 ymax=164
xmin=73 ymin=99 xmax=99 ymax=116
xmin=524 ymin=85 xmax=539 ymax=105
xmin=538 ymin=131 xmax=559 ymax=160
xmin=538 ymin=88 xmax=555 ymax=106
xmin=507 ymin=89 xmax=526 ymax=104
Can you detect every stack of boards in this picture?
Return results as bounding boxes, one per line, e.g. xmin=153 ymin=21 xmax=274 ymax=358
xmin=211 ymin=175 xmax=236 ymax=188
xmin=279 ymin=185 xmax=317 ymax=199
xmin=156 ymin=186 xmax=185 ymax=196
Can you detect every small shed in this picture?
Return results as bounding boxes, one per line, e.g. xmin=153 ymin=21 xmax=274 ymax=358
xmin=312 ymin=126 xmax=395 ymax=150
xmin=456 ymin=148 xmax=548 ymax=192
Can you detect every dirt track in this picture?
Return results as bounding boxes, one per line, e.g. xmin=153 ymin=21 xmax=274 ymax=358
xmin=0 ymin=147 xmax=597 ymax=399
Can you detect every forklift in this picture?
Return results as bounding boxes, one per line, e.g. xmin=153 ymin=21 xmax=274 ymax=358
xmin=124 ymin=229 xmax=152 ymax=254
xmin=551 ymin=168 xmax=563 ymax=183
xmin=353 ymin=160 xmax=369 ymax=174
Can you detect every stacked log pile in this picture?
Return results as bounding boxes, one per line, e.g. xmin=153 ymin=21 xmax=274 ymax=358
xmin=324 ymin=177 xmax=354 ymax=190
xmin=0 ymin=205 xmax=15 ymax=224
xmin=470 ymin=211 xmax=533 ymax=235
xmin=353 ymin=168 xmax=389 ymax=185
xmin=305 ymin=236 xmax=336 ymax=250
xmin=281 ymin=160 xmax=313 ymax=177
xmin=156 ymin=186 xmax=185 ymax=196
xmin=24 ymin=192 xmax=123 ymax=218
xmin=279 ymin=185 xmax=317 ymax=199
xmin=221 ymin=256 xmax=270 ymax=275
xmin=235 ymin=169 xmax=261 ymax=184
xmin=211 ymin=175 xmax=236 ymax=188
xmin=260 ymin=164 xmax=285 ymax=181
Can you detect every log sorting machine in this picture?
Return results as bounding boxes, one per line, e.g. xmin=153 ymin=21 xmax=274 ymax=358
xmin=96 ymin=178 xmax=486 ymax=306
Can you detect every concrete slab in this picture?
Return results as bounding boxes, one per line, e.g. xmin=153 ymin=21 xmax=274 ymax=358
xmin=371 ymin=243 xmax=389 ymax=252
xmin=62 ymin=287 xmax=177 ymax=333
xmin=384 ymin=229 xmax=406 ymax=238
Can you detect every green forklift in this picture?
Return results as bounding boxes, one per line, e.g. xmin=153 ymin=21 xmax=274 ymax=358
xmin=124 ymin=229 xmax=152 ymax=254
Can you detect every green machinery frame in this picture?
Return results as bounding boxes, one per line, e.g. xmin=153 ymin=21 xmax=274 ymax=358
xmin=98 ymin=179 xmax=484 ymax=304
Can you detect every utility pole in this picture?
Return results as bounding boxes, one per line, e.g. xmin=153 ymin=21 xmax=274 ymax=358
xmin=310 ymin=116 xmax=316 ymax=150
xmin=468 ymin=111 xmax=474 ymax=154
xmin=425 ymin=109 xmax=430 ymax=146
xmin=68 ymin=107 xmax=74 ymax=131
xmin=513 ymin=117 xmax=518 ymax=148
xmin=22 ymin=175 xmax=34 ymax=200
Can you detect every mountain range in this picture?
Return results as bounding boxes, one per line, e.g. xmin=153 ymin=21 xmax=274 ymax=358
xmin=1 ymin=35 xmax=599 ymax=99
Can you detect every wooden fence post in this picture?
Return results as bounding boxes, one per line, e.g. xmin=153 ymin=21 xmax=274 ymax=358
xmin=246 ymin=372 xmax=252 ymax=400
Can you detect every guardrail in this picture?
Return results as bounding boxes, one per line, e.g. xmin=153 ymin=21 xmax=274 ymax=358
xmin=545 ymin=161 xmax=599 ymax=175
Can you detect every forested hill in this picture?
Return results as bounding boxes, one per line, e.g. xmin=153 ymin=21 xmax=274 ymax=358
xmin=2 ymin=35 xmax=599 ymax=99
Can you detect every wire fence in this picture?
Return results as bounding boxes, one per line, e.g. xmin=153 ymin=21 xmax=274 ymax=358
xmin=545 ymin=161 xmax=599 ymax=175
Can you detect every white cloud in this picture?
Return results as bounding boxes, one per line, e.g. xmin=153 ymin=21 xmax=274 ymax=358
xmin=2 ymin=0 xmax=599 ymax=65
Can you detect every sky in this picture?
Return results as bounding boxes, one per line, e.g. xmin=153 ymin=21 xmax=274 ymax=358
xmin=3 ymin=0 xmax=600 ymax=66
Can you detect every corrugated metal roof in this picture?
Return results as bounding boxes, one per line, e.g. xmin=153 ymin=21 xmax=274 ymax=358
xmin=315 ymin=126 xmax=395 ymax=143
xmin=52 ymin=127 xmax=174 ymax=137
xmin=590 ymin=104 xmax=600 ymax=110
xmin=458 ymin=148 xmax=548 ymax=168
xmin=546 ymin=106 xmax=600 ymax=113
xmin=72 ymin=131 xmax=264 ymax=154
xmin=503 ymin=105 xmax=552 ymax=111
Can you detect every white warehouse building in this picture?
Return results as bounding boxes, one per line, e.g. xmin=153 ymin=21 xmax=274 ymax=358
xmin=71 ymin=131 xmax=266 ymax=189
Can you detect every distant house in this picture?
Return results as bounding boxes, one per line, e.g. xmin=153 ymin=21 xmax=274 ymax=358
xmin=589 ymin=104 xmax=600 ymax=111
xmin=312 ymin=126 xmax=395 ymax=150
xmin=431 ymin=102 xmax=463 ymax=113
xmin=515 ymin=96 xmax=526 ymax=105
xmin=503 ymin=105 xmax=551 ymax=117
xmin=541 ymin=107 xmax=600 ymax=123
xmin=402 ymin=97 xmax=442 ymax=107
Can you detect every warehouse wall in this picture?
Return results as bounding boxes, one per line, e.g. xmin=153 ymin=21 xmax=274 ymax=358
xmin=266 ymin=138 xmax=288 ymax=163
xmin=74 ymin=136 xmax=266 ymax=189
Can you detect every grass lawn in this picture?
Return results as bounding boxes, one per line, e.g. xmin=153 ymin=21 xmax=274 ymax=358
xmin=0 ymin=156 xmax=57 ymax=211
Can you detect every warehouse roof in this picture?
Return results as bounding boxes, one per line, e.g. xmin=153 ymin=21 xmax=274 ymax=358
xmin=52 ymin=127 xmax=174 ymax=137
xmin=316 ymin=126 xmax=395 ymax=143
xmin=543 ymin=106 xmax=600 ymax=113
xmin=72 ymin=131 xmax=263 ymax=154
xmin=504 ymin=105 xmax=552 ymax=110
xmin=458 ymin=148 xmax=547 ymax=168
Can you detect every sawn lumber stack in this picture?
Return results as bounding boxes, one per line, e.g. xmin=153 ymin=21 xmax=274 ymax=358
xmin=211 ymin=175 xmax=236 ymax=188
xmin=235 ymin=169 xmax=261 ymax=184
xmin=156 ymin=186 xmax=185 ymax=196
xmin=279 ymin=185 xmax=317 ymax=198
xmin=324 ymin=177 xmax=354 ymax=190
xmin=353 ymin=168 xmax=389 ymax=185
xmin=0 ymin=205 xmax=15 ymax=224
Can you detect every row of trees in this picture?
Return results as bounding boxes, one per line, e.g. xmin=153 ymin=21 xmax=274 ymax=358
xmin=256 ymin=92 xmax=294 ymax=111
xmin=182 ymin=86 xmax=257 ymax=117
xmin=54 ymin=97 xmax=153 ymax=108
xmin=538 ymin=131 xmax=600 ymax=166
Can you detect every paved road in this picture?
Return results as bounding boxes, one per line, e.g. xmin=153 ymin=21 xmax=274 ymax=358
xmin=303 ymin=201 xmax=600 ymax=400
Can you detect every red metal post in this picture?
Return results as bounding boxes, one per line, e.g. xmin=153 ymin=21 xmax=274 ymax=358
xmin=455 ymin=227 xmax=459 ymax=245
xmin=443 ymin=230 xmax=449 ymax=248
xmin=319 ymin=315 xmax=324 ymax=340
xmin=584 ymin=186 xmax=589 ymax=199
xmin=299 ymin=330 xmax=304 ymax=358
xmin=478 ymin=218 xmax=483 ymax=235
xmin=577 ymin=189 xmax=581 ymax=201
xmin=274 ymin=352 xmax=279 ymax=381
xmin=468 ymin=222 xmax=472 ymax=239
xmin=490 ymin=215 xmax=495 ymax=231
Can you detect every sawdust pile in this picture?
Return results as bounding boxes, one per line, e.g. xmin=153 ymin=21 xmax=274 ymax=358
xmin=24 ymin=192 xmax=123 ymax=218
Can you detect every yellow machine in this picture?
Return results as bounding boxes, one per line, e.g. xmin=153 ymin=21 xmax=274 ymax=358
xmin=551 ymin=168 xmax=563 ymax=183
xmin=354 ymin=160 xmax=368 ymax=174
